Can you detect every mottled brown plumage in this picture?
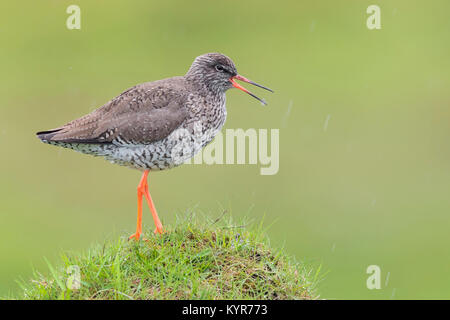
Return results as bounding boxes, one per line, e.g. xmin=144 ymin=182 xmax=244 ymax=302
xmin=37 ymin=78 xmax=190 ymax=145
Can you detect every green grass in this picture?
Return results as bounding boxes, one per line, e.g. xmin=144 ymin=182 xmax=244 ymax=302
xmin=11 ymin=216 xmax=321 ymax=300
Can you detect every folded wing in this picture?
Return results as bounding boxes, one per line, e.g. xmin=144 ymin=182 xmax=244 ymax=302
xmin=37 ymin=80 xmax=190 ymax=145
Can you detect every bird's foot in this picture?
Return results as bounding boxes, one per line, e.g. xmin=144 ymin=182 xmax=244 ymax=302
xmin=128 ymin=232 xmax=142 ymax=241
xmin=154 ymin=225 xmax=165 ymax=235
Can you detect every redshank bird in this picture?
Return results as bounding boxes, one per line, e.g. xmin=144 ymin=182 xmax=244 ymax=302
xmin=36 ymin=53 xmax=273 ymax=240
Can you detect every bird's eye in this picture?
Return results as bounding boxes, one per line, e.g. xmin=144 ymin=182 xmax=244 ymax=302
xmin=215 ymin=65 xmax=225 ymax=72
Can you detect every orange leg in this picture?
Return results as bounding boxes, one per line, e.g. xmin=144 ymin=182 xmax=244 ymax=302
xmin=128 ymin=171 xmax=147 ymax=240
xmin=143 ymin=177 xmax=164 ymax=234
xmin=129 ymin=170 xmax=164 ymax=241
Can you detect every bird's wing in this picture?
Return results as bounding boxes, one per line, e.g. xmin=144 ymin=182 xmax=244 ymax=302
xmin=37 ymin=80 xmax=190 ymax=145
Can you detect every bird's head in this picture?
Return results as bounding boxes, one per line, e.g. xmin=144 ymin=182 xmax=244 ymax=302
xmin=186 ymin=53 xmax=273 ymax=105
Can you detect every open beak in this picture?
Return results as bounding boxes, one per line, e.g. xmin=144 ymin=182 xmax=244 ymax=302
xmin=230 ymin=75 xmax=274 ymax=106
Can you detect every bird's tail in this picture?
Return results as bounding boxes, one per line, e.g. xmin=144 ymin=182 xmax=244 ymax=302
xmin=36 ymin=128 xmax=64 ymax=142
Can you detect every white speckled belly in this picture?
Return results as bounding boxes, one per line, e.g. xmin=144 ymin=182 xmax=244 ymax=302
xmin=101 ymin=118 xmax=225 ymax=171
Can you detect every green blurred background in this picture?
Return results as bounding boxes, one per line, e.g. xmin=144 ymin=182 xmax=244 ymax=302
xmin=1 ymin=0 xmax=449 ymax=299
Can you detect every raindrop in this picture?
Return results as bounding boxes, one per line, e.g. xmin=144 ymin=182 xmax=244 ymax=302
xmin=282 ymin=100 xmax=293 ymax=128
xmin=323 ymin=114 xmax=331 ymax=132
xmin=385 ymin=271 xmax=390 ymax=287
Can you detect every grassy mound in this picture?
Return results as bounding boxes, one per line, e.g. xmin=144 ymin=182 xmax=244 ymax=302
xmin=15 ymin=216 xmax=320 ymax=299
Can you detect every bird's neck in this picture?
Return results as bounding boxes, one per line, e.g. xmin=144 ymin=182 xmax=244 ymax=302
xmin=184 ymin=73 xmax=226 ymax=98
